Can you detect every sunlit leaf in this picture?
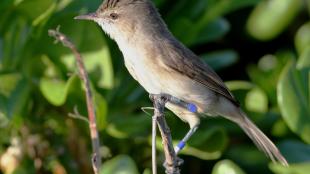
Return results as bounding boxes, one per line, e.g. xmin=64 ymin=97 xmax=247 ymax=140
xmin=225 ymin=81 xmax=254 ymax=91
xmin=247 ymin=0 xmax=302 ymax=40
xmin=245 ymin=87 xmax=268 ymax=113
xmin=297 ymin=46 xmax=310 ymax=70
xmin=269 ymin=162 xmax=310 ymax=174
xmin=39 ymin=78 xmax=67 ymax=106
xmin=212 ymin=160 xmax=246 ymax=174
xmin=40 ymin=74 xmax=80 ymax=106
xmin=100 ymin=155 xmax=139 ymax=174
xmin=295 ymin=22 xmax=310 ymax=55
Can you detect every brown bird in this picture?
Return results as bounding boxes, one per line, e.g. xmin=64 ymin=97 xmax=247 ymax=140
xmin=75 ymin=0 xmax=288 ymax=166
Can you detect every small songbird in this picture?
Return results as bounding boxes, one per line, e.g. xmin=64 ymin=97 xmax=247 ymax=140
xmin=75 ymin=0 xmax=288 ymax=166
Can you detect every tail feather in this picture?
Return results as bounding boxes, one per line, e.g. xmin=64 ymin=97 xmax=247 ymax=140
xmin=239 ymin=113 xmax=288 ymax=166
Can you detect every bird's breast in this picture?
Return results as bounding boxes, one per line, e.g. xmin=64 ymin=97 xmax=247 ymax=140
xmin=120 ymin=44 xmax=163 ymax=94
xmin=118 ymin=40 xmax=217 ymax=114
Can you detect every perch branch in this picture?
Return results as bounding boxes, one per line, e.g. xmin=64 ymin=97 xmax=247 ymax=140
xmin=48 ymin=27 xmax=102 ymax=174
xmin=152 ymin=114 xmax=157 ymax=174
xmin=150 ymin=94 xmax=183 ymax=174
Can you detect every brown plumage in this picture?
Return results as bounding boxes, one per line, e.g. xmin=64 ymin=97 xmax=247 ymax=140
xmin=75 ymin=0 xmax=289 ymax=166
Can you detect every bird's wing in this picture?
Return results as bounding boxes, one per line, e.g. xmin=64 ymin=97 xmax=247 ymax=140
xmin=160 ymin=41 xmax=239 ymax=106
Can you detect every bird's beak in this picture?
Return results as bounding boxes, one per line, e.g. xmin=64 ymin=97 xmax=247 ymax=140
xmin=74 ymin=12 xmax=98 ymax=21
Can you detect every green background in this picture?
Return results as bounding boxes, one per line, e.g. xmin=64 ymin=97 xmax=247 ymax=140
xmin=0 ymin=0 xmax=309 ymax=173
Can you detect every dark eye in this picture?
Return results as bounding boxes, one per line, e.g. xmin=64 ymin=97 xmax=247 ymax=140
xmin=110 ymin=13 xmax=118 ymax=20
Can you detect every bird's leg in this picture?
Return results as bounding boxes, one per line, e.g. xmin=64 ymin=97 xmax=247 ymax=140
xmin=175 ymin=125 xmax=198 ymax=154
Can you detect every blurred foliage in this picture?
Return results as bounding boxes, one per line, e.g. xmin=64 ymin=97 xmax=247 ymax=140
xmin=0 ymin=0 xmax=310 ymax=174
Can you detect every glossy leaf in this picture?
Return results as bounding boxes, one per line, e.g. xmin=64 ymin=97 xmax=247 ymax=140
xmin=295 ymin=22 xmax=310 ymax=55
xmin=277 ymin=60 xmax=310 ymax=143
xmin=247 ymin=0 xmax=302 ymax=40
xmin=277 ymin=140 xmax=310 ymax=163
xmin=202 ymin=49 xmax=239 ymax=71
xmin=100 ymin=155 xmax=139 ymax=174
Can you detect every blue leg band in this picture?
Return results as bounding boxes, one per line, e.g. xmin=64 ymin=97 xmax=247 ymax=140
xmin=177 ymin=141 xmax=186 ymax=150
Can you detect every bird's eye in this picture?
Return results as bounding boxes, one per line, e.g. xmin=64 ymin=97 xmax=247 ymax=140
xmin=110 ymin=13 xmax=118 ymax=20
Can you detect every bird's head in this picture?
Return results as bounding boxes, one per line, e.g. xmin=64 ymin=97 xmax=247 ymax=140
xmin=75 ymin=0 xmax=164 ymax=41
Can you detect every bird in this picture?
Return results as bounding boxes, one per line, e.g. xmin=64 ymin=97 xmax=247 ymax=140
xmin=75 ymin=0 xmax=288 ymax=166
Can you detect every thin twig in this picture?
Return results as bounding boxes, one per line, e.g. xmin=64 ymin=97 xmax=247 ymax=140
xmin=68 ymin=106 xmax=89 ymax=124
xmin=152 ymin=115 xmax=157 ymax=174
xmin=48 ymin=27 xmax=102 ymax=174
xmin=150 ymin=94 xmax=183 ymax=174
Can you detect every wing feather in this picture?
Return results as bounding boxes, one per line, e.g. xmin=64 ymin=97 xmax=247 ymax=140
xmin=160 ymin=39 xmax=239 ymax=106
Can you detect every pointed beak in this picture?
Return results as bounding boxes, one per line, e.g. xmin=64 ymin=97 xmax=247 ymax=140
xmin=74 ymin=12 xmax=98 ymax=21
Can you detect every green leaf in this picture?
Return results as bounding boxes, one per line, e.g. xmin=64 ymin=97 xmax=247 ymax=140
xmin=269 ymin=162 xmax=310 ymax=174
xmin=202 ymin=49 xmax=239 ymax=71
xmin=188 ymin=127 xmax=228 ymax=152
xmin=39 ymin=75 xmax=79 ymax=106
xmin=39 ymin=78 xmax=67 ymax=106
xmin=0 ymin=73 xmax=30 ymax=120
xmin=40 ymin=74 xmax=108 ymax=129
xmin=212 ymin=160 xmax=246 ymax=174
xmin=107 ymin=114 xmax=150 ymax=139
xmin=0 ymin=94 xmax=9 ymax=127
xmin=246 ymin=0 xmax=302 ymax=40
xmin=248 ymin=52 xmax=293 ymax=105
xmin=154 ymin=137 xmax=222 ymax=160
xmin=277 ymin=60 xmax=310 ymax=143
xmin=100 ymin=155 xmax=139 ymax=174
xmin=94 ymin=91 xmax=108 ymax=130
xmin=295 ymin=22 xmax=310 ymax=55
xmin=15 ymin=0 xmax=56 ymax=25
xmin=297 ymin=46 xmax=310 ymax=70
xmin=43 ymin=14 xmax=114 ymax=89
xmin=0 ymin=73 xmax=22 ymax=97
xmin=160 ymin=126 xmax=228 ymax=160
xmin=245 ymin=87 xmax=268 ymax=113
xmin=7 ymin=77 xmax=31 ymax=119
xmin=225 ymin=81 xmax=254 ymax=91
xmin=195 ymin=18 xmax=230 ymax=45
xmin=277 ymin=140 xmax=310 ymax=163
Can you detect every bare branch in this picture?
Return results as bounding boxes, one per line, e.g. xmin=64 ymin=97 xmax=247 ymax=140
xmin=150 ymin=94 xmax=183 ymax=174
xmin=48 ymin=28 xmax=102 ymax=174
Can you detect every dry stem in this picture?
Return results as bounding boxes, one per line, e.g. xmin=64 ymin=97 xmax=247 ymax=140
xmin=48 ymin=27 xmax=102 ymax=174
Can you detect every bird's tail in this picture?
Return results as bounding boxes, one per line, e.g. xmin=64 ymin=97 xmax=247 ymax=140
xmin=236 ymin=111 xmax=288 ymax=166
